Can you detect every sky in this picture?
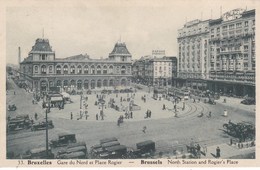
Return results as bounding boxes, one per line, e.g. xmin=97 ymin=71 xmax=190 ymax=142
xmin=5 ymin=0 xmax=257 ymax=65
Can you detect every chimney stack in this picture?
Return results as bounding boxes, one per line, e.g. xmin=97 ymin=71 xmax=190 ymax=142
xmin=18 ymin=47 xmax=21 ymax=65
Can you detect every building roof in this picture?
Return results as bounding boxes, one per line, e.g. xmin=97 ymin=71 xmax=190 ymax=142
xmin=62 ymin=54 xmax=90 ymax=60
xmin=109 ymin=42 xmax=131 ymax=55
xmin=30 ymin=38 xmax=53 ymax=52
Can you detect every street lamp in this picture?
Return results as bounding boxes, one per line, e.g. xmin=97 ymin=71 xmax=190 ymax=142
xmin=99 ymin=97 xmax=105 ymax=120
xmin=45 ymin=97 xmax=50 ymax=158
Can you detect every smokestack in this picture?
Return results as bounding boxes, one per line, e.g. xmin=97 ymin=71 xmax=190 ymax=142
xmin=18 ymin=47 xmax=21 ymax=65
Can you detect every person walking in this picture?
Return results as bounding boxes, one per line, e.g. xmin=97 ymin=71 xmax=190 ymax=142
xmin=203 ymin=144 xmax=207 ymax=156
xmin=196 ymin=144 xmax=201 ymax=158
xmin=142 ymin=126 xmax=147 ymax=133
xmin=34 ymin=113 xmax=38 ymax=120
xmin=130 ymin=111 xmax=133 ymax=119
xmin=96 ymin=113 xmax=99 ymax=120
xmin=70 ymin=112 xmax=73 ymax=120
xmin=216 ymin=146 xmax=221 ymax=158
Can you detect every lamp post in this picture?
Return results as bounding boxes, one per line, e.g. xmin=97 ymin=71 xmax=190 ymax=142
xmin=99 ymin=96 xmax=105 ymax=120
xmin=45 ymin=97 xmax=50 ymax=158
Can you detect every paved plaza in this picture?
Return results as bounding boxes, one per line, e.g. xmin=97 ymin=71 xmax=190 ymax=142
xmin=6 ymin=78 xmax=255 ymax=158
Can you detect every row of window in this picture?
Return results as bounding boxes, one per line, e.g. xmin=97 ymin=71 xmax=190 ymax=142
xmin=33 ymin=65 xmax=131 ymax=75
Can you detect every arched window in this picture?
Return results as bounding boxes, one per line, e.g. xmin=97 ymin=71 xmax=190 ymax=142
xmin=97 ymin=79 xmax=102 ymax=88
xmin=103 ymin=65 xmax=107 ymax=74
xmin=41 ymin=65 xmax=47 ymax=74
xmin=57 ymin=80 xmax=62 ymax=88
xmin=49 ymin=81 xmax=54 ymax=87
xmin=63 ymin=65 xmax=69 ymax=74
xmin=77 ymin=65 xmax=82 ymax=74
xmin=77 ymin=80 xmax=82 ymax=90
xmin=127 ymin=66 xmax=131 ymax=73
xmin=91 ymin=80 xmax=95 ymax=89
xmin=84 ymin=65 xmax=89 ymax=74
xmin=34 ymin=66 xmax=39 ymax=73
xmin=63 ymin=80 xmax=68 ymax=88
xmin=97 ymin=65 xmax=101 ymax=74
xmin=56 ymin=65 xmax=61 ymax=74
xmin=121 ymin=66 xmax=126 ymax=74
xmin=49 ymin=66 xmax=53 ymax=74
xmin=91 ymin=65 xmax=95 ymax=74
xmin=109 ymin=79 xmax=114 ymax=86
xmin=109 ymin=66 xmax=113 ymax=74
xmin=84 ymin=80 xmax=89 ymax=89
xmin=70 ymin=65 xmax=75 ymax=74
xmin=71 ymin=80 xmax=76 ymax=88
xmin=103 ymin=79 xmax=108 ymax=87
xmin=121 ymin=79 xmax=126 ymax=86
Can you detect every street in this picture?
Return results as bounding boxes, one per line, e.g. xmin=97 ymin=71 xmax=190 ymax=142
xmin=6 ymin=78 xmax=255 ymax=158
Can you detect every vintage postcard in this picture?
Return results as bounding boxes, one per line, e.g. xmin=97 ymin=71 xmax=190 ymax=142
xmin=0 ymin=0 xmax=259 ymax=167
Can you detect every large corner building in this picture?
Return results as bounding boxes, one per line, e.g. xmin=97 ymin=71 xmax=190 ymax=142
xmin=176 ymin=8 xmax=255 ymax=97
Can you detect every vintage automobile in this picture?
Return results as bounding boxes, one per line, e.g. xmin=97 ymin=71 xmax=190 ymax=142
xmin=241 ymin=98 xmax=255 ymax=105
xmin=8 ymin=104 xmax=17 ymax=111
xmin=56 ymin=142 xmax=88 ymax=159
xmin=136 ymin=140 xmax=156 ymax=154
xmin=21 ymin=147 xmax=54 ymax=159
xmin=101 ymin=141 xmax=120 ymax=149
xmin=223 ymin=121 xmax=255 ymax=142
xmin=31 ymin=120 xmax=54 ymax=131
xmin=49 ymin=133 xmax=77 ymax=148
xmin=103 ymin=145 xmax=128 ymax=159
xmin=58 ymin=151 xmax=86 ymax=159
xmin=86 ymin=90 xmax=92 ymax=95
xmin=208 ymin=97 xmax=216 ymax=105
xmin=8 ymin=115 xmax=31 ymax=132
xmin=100 ymin=137 xmax=118 ymax=144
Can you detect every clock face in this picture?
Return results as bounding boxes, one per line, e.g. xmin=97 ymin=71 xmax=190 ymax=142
xmin=222 ymin=8 xmax=246 ymax=21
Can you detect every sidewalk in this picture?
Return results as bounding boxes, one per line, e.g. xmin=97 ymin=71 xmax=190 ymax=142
xmin=215 ymin=96 xmax=255 ymax=112
xmin=202 ymin=143 xmax=255 ymax=159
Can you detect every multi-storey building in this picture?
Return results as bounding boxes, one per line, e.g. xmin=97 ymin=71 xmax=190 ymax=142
xmin=132 ymin=55 xmax=174 ymax=87
xmin=207 ymin=9 xmax=255 ymax=97
xmin=19 ymin=38 xmax=132 ymax=93
xmin=177 ymin=19 xmax=210 ymax=90
xmin=176 ymin=8 xmax=255 ymax=97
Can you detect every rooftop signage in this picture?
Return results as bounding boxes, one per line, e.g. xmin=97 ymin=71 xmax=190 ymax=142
xmin=222 ymin=8 xmax=246 ymax=21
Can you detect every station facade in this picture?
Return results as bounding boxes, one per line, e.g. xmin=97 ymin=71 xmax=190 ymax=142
xmin=19 ymin=39 xmax=132 ymax=93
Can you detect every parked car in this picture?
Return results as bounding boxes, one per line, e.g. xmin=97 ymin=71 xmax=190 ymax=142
xmin=56 ymin=142 xmax=88 ymax=159
xmin=241 ymin=98 xmax=255 ymax=105
xmin=31 ymin=120 xmax=54 ymax=131
xmin=58 ymin=151 xmax=86 ymax=159
xmin=104 ymin=145 xmax=128 ymax=159
xmin=49 ymin=133 xmax=76 ymax=148
xmin=8 ymin=115 xmax=31 ymax=132
xmin=21 ymin=147 xmax=54 ymax=159
xmin=100 ymin=137 xmax=118 ymax=144
xmin=136 ymin=140 xmax=155 ymax=154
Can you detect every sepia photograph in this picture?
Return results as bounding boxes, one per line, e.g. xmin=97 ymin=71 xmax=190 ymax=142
xmin=1 ymin=0 xmax=259 ymax=167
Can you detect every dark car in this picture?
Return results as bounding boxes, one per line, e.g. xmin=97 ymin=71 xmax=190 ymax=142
xmin=105 ymin=145 xmax=128 ymax=159
xmin=56 ymin=143 xmax=88 ymax=159
xmin=136 ymin=140 xmax=155 ymax=154
xmin=208 ymin=98 xmax=216 ymax=105
xmin=100 ymin=137 xmax=118 ymax=144
xmin=58 ymin=151 xmax=86 ymax=159
xmin=8 ymin=115 xmax=31 ymax=132
xmin=50 ymin=133 xmax=76 ymax=148
xmin=31 ymin=120 xmax=54 ymax=131
xmin=241 ymin=98 xmax=255 ymax=105
xmin=21 ymin=147 xmax=54 ymax=159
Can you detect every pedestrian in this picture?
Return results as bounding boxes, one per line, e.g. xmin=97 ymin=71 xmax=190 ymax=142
xmin=130 ymin=111 xmax=133 ymax=119
xmin=142 ymin=126 xmax=147 ymax=133
xmin=14 ymin=91 xmax=16 ymax=95
xmin=216 ymin=146 xmax=220 ymax=158
xmin=208 ymin=111 xmax=212 ymax=118
xmin=34 ymin=113 xmax=38 ymax=120
xmin=203 ymin=144 xmax=207 ymax=156
xmin=96 ymin=113 xmax=99 ymax=120
xmin=162 ymin=104 xmax=165 ymax=110
xmin=70 ymin=112 xmax=73 ymax=120
xmin=197 ymin=144 xmax=201 ymax=158
xmin=149 ymin=110 xmax=152 ymax=118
